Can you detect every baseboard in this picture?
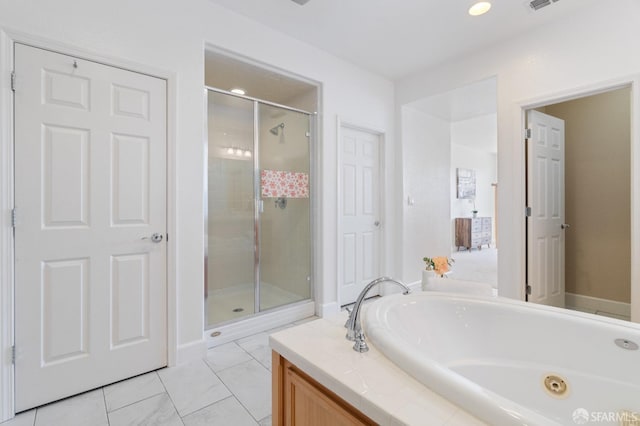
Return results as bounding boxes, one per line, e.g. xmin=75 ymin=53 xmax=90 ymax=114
xmin=205 ymin=301 xmax=315 ymax=348
xmin=565 ymin=293 xmax=631 ymax=318
xmin=176 ymin=339 xmax=207 ymax=365
xmin=317 ymin=301 xmax=340 ymax=317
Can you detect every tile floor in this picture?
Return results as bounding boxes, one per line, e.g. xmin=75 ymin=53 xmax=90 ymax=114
xmin=2 ymin=317 xmax=317 ymax=426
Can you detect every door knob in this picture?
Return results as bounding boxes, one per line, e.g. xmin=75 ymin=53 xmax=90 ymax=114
xmin=142 ymin=233 xmax=164 ymax=243
xmin=374 ymin=220 xmax=381 ymax=228
xmin=561 ymin=224 xmax=570 ymax=229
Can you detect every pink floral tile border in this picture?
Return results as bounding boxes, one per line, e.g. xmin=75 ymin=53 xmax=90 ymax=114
xmin=261 ymin=169 xmax=309 ymax=198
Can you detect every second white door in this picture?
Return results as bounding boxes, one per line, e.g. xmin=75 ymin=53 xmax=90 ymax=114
xmin=339 ymin=126 xmax=382 ymax=305
xmin=14 ymin=44 xmax=168 ymax=410
xmin=526 ymin=110 xmax=566 ymax=307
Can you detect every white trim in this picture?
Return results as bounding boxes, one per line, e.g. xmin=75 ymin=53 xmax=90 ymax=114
xmin=317 ymin=301 xmax=340 ymax=318
xmin=165 ymin=72 xmax=178 ymax=367
xmin=514 ymin=75 xmax=640 ymax=323
xmin=0 ymin=28 xmax=179 ymax=419
xmin=565 ymin=293 xmax=631 ymax=319
xmin=176 ymin=340 xmax=207 ymax=365
xmin=205 ymin=301 xmax=315 ymax=347
xmin=336 ymin=118 xmax=387 ymax=308
xmin=0 ymin=29 xmax=15 ymax=423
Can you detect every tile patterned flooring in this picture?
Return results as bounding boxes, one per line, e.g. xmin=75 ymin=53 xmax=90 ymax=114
xmin=2 ymin=317 xmax=317 ymax=426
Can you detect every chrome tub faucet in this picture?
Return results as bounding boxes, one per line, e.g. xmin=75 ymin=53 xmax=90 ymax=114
xmin=344 ymin=276 xmax=410 ymax=352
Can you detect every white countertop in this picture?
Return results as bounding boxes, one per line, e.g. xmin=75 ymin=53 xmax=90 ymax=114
xmin=269 ymin=311 xmax=486 ymax=426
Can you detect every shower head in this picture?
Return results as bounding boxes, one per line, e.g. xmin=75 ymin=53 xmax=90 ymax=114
xmin=270 ymin=123 xmax=285 ymax=135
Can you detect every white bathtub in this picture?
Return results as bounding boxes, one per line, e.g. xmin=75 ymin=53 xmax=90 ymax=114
xmin=363 ymin=292 xmax=640 ymax=426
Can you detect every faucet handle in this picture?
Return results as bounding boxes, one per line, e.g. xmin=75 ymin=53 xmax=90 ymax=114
xmin=352 ymin=331 xmax=369 ymax=353
xmin=343 ymin=305 xmax=353 ymax=329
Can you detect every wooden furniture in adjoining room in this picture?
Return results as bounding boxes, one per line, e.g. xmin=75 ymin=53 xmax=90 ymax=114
xmin=455 ymin=217 xmax=492 ymax=251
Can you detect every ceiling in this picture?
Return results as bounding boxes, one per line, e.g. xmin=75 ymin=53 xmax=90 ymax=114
xmin=209 ymin=0 xmax=599 ymax=79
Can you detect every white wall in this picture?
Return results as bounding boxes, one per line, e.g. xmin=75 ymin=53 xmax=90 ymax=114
xmin=450 ymin=145 xmax=496 ymax=233
xmin=0 ymin=0 xmax=395 ymax=410
xmin=400 ymin=106 xmax=451 ymax=285
xmin=450 ymin=114 xmax=497 ymax=155
xmin=397 ymin=0 xmax=640 ymax=301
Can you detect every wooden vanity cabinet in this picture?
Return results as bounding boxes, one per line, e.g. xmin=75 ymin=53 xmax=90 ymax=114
xmin=272 ymin=351 xmax=376 ymax=426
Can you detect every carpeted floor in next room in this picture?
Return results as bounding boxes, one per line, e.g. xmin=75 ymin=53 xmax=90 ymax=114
xmin=448 ymin=247 xmax=497 ymax=288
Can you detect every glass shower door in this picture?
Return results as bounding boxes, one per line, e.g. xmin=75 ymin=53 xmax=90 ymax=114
xmin=205 ymin=89 xmax=312 ymax=329
xmin=258 ymin=104 xmax=311 ymax=311
xmin=206 ymin=91 xmax=256 ymax=325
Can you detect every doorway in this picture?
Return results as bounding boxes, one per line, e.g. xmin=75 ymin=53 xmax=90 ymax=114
xmin=525 ymin=87 xmax=632 ymax=320
xmin=13 ymin=43 xmax=168 ymax=411
xmin=399 ymin=77 xmax=498 ymax=289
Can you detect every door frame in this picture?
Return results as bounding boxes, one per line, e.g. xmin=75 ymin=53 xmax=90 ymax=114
xmin=335 ymin=118 xmax=387 ymax=309
xmin=0 ymin=28 xmax=178 ymax=421
xmin=512 ymin=75 xmax=640 ymax=323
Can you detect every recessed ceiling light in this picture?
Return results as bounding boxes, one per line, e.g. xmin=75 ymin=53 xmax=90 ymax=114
xmin=230 ymin=88 xmax=246 ymax=95
xmin=469 ymin=1 xmax=491 ymax=16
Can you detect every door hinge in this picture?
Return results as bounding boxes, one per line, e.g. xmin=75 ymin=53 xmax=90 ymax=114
xmin=305 ymin=131 xmax=310 ymax=138
xmin=525 ymin=206 xmax=532 ymax=217
xmin=11 ymin=208 xmax=17 ymax=228
xmin=526 ymin=284 xmax=532 ymax=296
xmin=10 ymin=71 xmax=16 ymax=92
xmin=524 ymin=128 xmax=532 ymax=139
xmin=11 ymin=345 xmax=15 ymax=364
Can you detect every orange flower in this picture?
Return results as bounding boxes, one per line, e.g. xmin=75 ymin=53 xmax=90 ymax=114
xmin=432 ymin=256 xmax=450 ymax=276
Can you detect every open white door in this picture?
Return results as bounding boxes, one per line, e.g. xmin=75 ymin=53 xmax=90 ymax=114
xmin=526 ymin=110 xmax=566 ymax=307
xmin=339 ymin=126 xmax=381 ymax=305
xmin=14 ymin=44 xmax=167 ymax=410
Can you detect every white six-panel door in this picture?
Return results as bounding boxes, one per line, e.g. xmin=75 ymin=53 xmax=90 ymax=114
xmin=339 ymin=126 xmax=381 ymax=305
xmin=14 ymin=44 xmax=167 ymax=410
xmin=527 ymin=110 xmax=565 ymax=308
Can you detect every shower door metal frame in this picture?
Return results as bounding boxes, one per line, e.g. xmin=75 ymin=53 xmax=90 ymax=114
xmin=204 ymin=86 xmax=314 ymax=327
xmin=252 ymin=101 xmax=260 ymax=314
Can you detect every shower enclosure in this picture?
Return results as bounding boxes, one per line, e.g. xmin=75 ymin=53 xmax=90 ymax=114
xmin=205 ymin=89 xmax=312 ymax=327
